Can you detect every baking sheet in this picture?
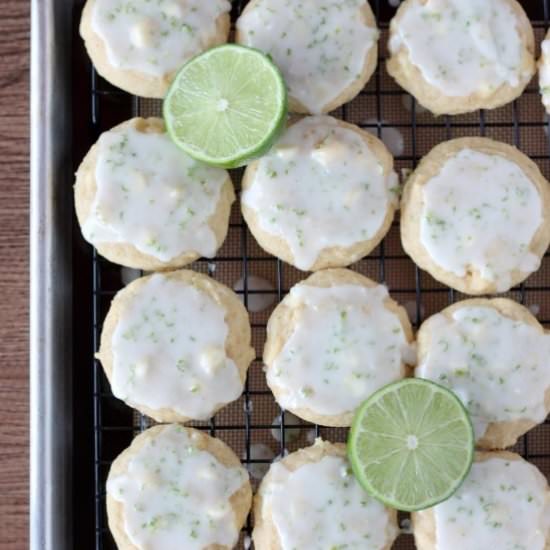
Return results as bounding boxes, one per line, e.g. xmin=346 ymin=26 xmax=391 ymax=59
xmin=30 ymin=1 xmax=550 ymax=549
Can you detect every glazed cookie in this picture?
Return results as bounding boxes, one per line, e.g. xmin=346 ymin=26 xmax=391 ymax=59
xmin=97 ymin=270 xmax=255 ymax=423
xmin=400 ymin=137 xmax=550 ymax=294
xmin=236 ymin=0 xmax=379 ymax=114
xmin=412 ymin=452 xmax=550 ymax=550
xmin=539 ymin=30 xmax=550 ymax=113
xmin=80 ymin=0 xmax=230 ymax=98
xmin=416 ymin=298 xmax=550 ymax=449
xmin=107 ymin=424 xmax=252 ymax=550
xmin=75 ymin=117 xmax=235 ymax=271
xmin=387 ymin=0 xmax=535 ymax=115
xmin=253 ymin=439 xmax=398 ymax=550
xmin=241 ymin=116 xmax=399 ymax=272
xmin=263 ymin=269 xmax=414 ymax=427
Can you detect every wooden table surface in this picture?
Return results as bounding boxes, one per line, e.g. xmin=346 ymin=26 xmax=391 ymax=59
xmin=1 ymin=1 xmax=30 ymax=548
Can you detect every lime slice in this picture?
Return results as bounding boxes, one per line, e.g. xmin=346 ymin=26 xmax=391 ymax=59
xmin=348 ymin=379 xmax=474 ymax=512
xmin=163 ymin=44 xmax=287 ymax=168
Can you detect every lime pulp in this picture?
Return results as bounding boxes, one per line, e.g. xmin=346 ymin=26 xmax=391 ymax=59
xmin=348 ymin=378 xmax=474 ymax=512
xmin=163 ymin=44 xmax=288 ymax=168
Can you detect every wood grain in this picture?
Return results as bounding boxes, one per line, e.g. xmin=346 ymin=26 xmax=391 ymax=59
xmin=0 ymin=1 xmax=30 ymax=548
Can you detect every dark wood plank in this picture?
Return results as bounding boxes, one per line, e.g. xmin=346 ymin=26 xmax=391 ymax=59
xmin=0 ymin=1 xmax=30 ymax=548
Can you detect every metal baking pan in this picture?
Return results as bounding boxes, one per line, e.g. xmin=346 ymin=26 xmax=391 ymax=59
xmin=30 ymin=1 xmax=550 ymax=549
xmin=30 ymin=1 xmax=73 ymax=548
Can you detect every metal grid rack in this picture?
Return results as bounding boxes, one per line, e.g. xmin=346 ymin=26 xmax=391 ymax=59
xmin=82 ymin=1 xmax=550 ymax=548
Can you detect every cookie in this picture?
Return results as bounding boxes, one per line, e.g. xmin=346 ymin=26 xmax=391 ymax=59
xmin=241 ymin=116 xmax=398 ymax=272
xmin=416 ymin=298 xmax=550 ymax=449
xmin=400 ymin=137 xmax=550 ymax=294
xmin=80 ymin=0 xmax=230 ymax=98
xmin=264 ymin=269 xmax=414 ymax=427
xmin=97 ymin=270 xmax=255 ymax=423
xmin=539 ymin=29 xmax=550 ymax=113
xmin=107 ymin=424 xmax=252 ymax=550
xmin=412 ymin=452 xmax=550 ymax=550
xmin=253 ymin=439 xmax=398 ymax=550
xmin=236 ymin=0 xmax=379 ymax=114
xmin=387 ymin=0 xmax=535 ymax=115
xmin=75 ymin=117 xmax=234 ymax=271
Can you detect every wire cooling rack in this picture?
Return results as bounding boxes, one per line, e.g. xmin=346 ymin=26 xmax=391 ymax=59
xmin=71 ymin=1 xmax=550 ymax=548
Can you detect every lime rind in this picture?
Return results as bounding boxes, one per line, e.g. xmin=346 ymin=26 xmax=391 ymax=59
xmin=164 ymin=44 xmax=288 ymax=168
xmin=348 ymin=378 xmax=474 ymax=512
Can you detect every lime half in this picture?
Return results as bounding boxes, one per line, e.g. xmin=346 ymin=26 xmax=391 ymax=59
xmin=164 ymin=44 xmax=287 ymax=168
xmin=348 ymin=379 xmax=474 ymax=512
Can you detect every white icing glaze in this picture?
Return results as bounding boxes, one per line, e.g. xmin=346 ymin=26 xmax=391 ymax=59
xmin=305 ymin=429 xmax=317 ymax=444
xmin=237 ymin=0 xmax=378 ymax=113
xmin=242 ymin=116 xmax=397 ymax=271
xmin=389 ymin=0 xmax=526 ymax=96
xmin=364 ymin=118 xmax=405 ymax=157
xmin=267 ymin=283 xmax=409 ymax=416
xmin=107 ymin=425 xmax=247 ymax=550
xmin=416 ymin=306 xmax=550 ymax=439
xmin=433 ymin=457 xmax=550 ymax=550
xmin=245 ymin=443 xmax=275 ymax=480
xmin=404 ymin=300 xmax=424 ymax=323
xmin=260 ymin=452 xmax=397 ymax=549
xmin=91 ymin=0 xmax=230 ymax=76
xmin=540 ymin=39 xmax=550 ymax=113
xmin=400 ymin=517 xmax=412 ymax=534
xmin=111 ymin=274 xmax=243 ymax=420
xmin=419 ymin=148 xmax=543 ymax=291
xmin=84 ymin=124 xmax=228 ymax=262
xmin=233 ymin=275 xmax=277 ymax=313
